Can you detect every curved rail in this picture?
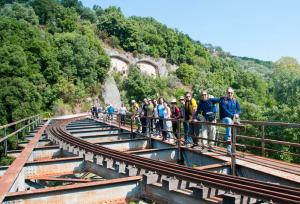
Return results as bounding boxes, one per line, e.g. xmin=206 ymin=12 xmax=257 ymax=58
xmin=47 ymin=118 xmax=300 ymax=204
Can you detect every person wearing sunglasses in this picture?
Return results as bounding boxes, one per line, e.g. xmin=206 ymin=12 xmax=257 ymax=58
xmin=184 ymin=92 xmax=198 ymax=147
xmin=194 ymin=90 xmax=219 ymax=150
xmin=219 ymin=87 xmax=241 ymax=155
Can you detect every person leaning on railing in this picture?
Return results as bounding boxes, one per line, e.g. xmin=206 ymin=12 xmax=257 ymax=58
xmin=119 ymin=103 xmax=127 ymax=125
xmin=184 ymin=92 xmax=198 ymax=147
xmin=106 ymin=104 xmax=115 ymax=121
xmin=219 ymin=87 xmax=241 ymax=155
xmin=170 ymin=99 xmax=181 ymax=139
xmin=147 ymin=99 xmax=154 ymax=133
xmin=157 ymin=97 xmax=167 ymax=140
xmin=152 ymin=98 xmax=160 ymax=135
xmin=141 ymin=98 xmax=149 ymax=133
xmin=131 ymin=100 xmax=141 ymax=133
xmin=193 ymin=90 xmax=219 ymax=150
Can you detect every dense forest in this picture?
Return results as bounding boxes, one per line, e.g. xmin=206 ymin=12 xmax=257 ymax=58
xmin=0 ymin=0 xmax=299 ymax=163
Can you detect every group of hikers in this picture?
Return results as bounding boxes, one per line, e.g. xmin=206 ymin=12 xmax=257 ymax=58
xmin=91 ymin=103 xmax=115 ymax=121
xmin=91 ymin=87 xmax=241 ymax=155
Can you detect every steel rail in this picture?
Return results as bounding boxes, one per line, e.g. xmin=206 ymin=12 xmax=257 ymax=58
xmin=53 ymin=121 xmax=300 ymax=197
xmin=59 ymin=120 xmax=300 ymax=193
xmin=52 ymin=128 xmax=300 ymax=203
xmin=208 ymin=147 xmax=300 ymax=176
xmin=56 ymin=119 xmax=300 ymax=193
xmin=47 ymin=119 xmax=300 ymax=203
xmin=107 ymin=114 xmax=300 ymax=174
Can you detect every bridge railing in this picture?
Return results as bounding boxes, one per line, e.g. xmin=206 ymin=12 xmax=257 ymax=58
xmin=94 ymin=112 xmax=244 ymax=175
xmin=0 ymin=113 xmax=49 ymax=156
xmin=94 ymin=112 xmax=300 ymax=164
xmin=232 ymin=120 xmax=300 ymax=158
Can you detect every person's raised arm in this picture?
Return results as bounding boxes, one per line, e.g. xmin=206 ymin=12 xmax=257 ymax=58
xmin=211 ymin=97 xmax=220 ymax=104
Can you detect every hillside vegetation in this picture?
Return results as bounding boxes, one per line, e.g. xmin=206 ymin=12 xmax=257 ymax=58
xmin=0 ymin=0 xmax=299 ymax=162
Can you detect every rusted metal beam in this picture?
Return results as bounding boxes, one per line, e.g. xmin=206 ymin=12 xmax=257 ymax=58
xmin=4 ymin=176 xmax=142 ymax=203
xmin=26 ymin=176 xmax=94 ymax=183
xmin=193 ymin=162 xmax=231 ymax=170
xmin=26 ymin=171 xmax=79 ymax=179
xmin=0 ymin=121 xmax=49 ymax=203
xmin=26 ymin=156 xmax=82 ymax=165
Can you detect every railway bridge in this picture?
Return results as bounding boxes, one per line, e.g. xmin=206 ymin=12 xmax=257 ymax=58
xmin=0 ymin=114 xmax=299 ymax=203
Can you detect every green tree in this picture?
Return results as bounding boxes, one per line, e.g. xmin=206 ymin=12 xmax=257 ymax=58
xmin=53 ymin=29 xmax=110 ymax=86
xmin=0 ymin=2 xmax=39 ymax=25
xmin=0 ymin=77 xmax=42 ymax=122
xmin=175 ymin=63 xmax=197 ymax=85
xmin=272 ymin=57 xmax=300 ymax=106
xmin=123 ymin=65 xmax=167 ymax=102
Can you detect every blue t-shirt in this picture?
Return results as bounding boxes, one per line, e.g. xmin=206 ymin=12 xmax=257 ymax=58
xmin=107 ymin=106 xmax=115 ymax=114
xmin=157 ymin=104 xmax=165 ymax=118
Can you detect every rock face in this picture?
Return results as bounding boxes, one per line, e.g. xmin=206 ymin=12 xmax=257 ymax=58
xmin=102 ymin=76 xmax=122 ymax=109
xmin=101 ymin=47 xmax=179 ymax=109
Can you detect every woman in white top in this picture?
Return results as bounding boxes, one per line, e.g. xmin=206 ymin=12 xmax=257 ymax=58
xmin=163 ymin=102 xmax=174 ymax=142
xmin=119 ymin=103 xmax=127 ymax=125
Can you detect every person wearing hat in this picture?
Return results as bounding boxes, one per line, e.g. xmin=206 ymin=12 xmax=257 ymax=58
xmin=171 ymin=99 xmax=180 ymax=139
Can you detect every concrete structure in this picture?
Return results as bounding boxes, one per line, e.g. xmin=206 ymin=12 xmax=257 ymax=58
xmin=104 ymin=47 xmax=178 ymax=77
xmin=102 ymin=47 xmax=179 ymax=109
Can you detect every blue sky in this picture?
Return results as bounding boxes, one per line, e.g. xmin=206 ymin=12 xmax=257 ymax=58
xmin=81 ymin=0 xmax=300 ymax=62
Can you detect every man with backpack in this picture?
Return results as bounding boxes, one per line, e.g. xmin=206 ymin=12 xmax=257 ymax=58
xmin=194 ymin=90 xmax=219 ymax=149
xmin=219 ymin=87 xmax=241 ymax=155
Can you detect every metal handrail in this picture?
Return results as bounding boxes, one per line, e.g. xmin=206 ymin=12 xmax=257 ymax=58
xmin=0 ymin=113 xmax=47 ymax=156
xmin=0 ymin=114 xmax=39 ymax=130
xmin=94 ymin=112 xmax=300 ymax=163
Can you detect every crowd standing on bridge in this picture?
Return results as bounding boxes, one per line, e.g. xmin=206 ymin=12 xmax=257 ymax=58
xmin=91 ymin=87 xmax=241 ymax=155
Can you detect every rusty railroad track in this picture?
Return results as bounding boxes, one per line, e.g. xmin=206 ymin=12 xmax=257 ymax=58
xmin=47 ymin=118 xmax=300 ymax=204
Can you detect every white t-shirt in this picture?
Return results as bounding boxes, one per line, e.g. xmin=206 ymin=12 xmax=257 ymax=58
xmin=120 ymin=107 xmax=127 ymax=115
